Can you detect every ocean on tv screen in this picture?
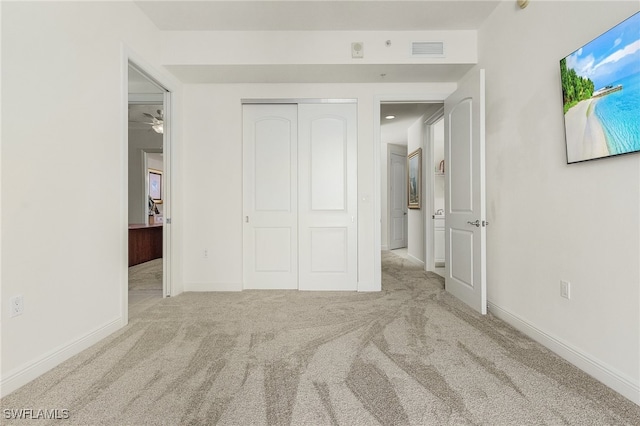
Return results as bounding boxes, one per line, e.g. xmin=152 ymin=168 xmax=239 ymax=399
xmin=593 ymin=73 xmax=640 ymax=156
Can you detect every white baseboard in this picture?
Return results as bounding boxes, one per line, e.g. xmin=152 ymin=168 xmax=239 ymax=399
xmin=407 ymin=254 xmax=425 ymax=267
xmin=185 ymin=282 xmax=381 ymax=292
xmin=185 ymin=282 xmax=242 ymax=292
xmin=381 ymin=245 xmax=389 ymax=251
xmin=488 ymin=301 xmax=640 ymax=406
xmin=0 ymin=317 xmax=123 ymax=398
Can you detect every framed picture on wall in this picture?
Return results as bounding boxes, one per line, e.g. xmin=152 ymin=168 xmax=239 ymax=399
xmin=149 ymin=169 xmax=163 ymax=204
xmin=407 ymin=148 xmax=422 ymax=209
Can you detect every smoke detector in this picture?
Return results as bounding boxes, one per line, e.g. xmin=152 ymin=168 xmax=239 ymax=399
xmin=351 ymin=42 xmax=364 ymax=59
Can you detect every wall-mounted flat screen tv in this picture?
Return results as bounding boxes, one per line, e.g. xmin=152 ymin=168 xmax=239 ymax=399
xmin=560 ymin=11 xmax=640 ymax=164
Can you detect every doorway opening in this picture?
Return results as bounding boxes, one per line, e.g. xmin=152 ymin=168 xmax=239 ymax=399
xmin=376 ymin=69 xmax=487 ymax=314
xmin=127 ymin=63 xmax=172 ymax=319
xmin=379 ymin=101 xmax=443 ymax=274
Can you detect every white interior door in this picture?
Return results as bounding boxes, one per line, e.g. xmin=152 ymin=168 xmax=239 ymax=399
xmin=389 ymin=151 xmax=407 ymax=250
xmin=298 ymin=103 xmax=357 ymax=291
xmin=243 ymin=104 xmax=298 ymax=289
xmin=444 ymin=68 xmax=487 ymax=314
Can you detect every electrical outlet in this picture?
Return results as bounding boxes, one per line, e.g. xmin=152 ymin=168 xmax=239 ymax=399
xmin=203 ymin=249 xmax=209 ymax=259
xmin=560 ymin=280 xmax=571 ymax=299
xmin=10 ymin=295 xmax=24 ymax=317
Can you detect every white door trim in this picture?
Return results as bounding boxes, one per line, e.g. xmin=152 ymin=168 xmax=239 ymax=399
xmin=424 ymin=122 xmax=436 ymax=272
xmin=161 ymin=90 xmax=174 ymax=298
xmin=423 ymin=109 xmax=445 ymax=272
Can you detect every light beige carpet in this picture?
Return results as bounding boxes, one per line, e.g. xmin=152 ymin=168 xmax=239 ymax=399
xmin=2 ymin=251 xmax=639 ymax=425
xmin=128 ymin=259 xmax=163 ymax=291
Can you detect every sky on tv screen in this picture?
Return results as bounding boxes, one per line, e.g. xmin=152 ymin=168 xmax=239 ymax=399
xmin=565 ymin=12 xmax=640 ymax=89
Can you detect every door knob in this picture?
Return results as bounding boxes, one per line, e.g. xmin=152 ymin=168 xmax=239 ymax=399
xmin=467 ymin=220 xmax=480 ymax=227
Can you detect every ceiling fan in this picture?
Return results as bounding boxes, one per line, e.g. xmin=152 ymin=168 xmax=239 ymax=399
xmin=143 ymin=109 xmax=164 ymax=134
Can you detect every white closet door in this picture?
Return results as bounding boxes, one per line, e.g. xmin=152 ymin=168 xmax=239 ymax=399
xmin=243 ymin=104 xmax=298 ymax=289
xmin=298 ymin=103 xmax=357 ymax=291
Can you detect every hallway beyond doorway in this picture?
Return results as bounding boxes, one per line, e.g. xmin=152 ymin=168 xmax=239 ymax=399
xmin=390 ymin=248 xmax=444 ymax=278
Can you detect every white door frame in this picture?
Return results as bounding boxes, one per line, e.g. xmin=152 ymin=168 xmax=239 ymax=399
xmin=423 ymin=109 xmax=445 ymax=273
xmin=123 ymin=48 xmax=177 ymax=326
xmin=374 ymin=94 xmax=451 ymax=290
xmin=127 ymin=84 xmax=172 ymax=300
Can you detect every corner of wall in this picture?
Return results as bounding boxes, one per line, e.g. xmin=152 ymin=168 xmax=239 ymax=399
xmin=0 ymin=317 xmax=123 ymax=398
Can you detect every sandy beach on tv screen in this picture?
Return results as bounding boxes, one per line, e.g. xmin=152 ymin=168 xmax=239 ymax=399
xmin=564 ymin=99 xmax=609 ymax=163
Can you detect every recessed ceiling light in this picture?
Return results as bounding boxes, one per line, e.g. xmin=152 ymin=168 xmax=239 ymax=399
xmin=385 ymin=115 xmax=396 ymax=120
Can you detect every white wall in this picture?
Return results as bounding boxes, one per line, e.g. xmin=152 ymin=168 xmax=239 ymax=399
xmin=479 ymin=1 xmax=640 ymax=403
xmin=380 ymin=144 xmax=389 ymax=250
xmin=0 ymin=1 xmax=179 ymax=396
xmin=407 ymin=115 xmax=426 ymax=264
xmin=163 ymin=30 xmax=477 ymax=66
xmin=181 ymin=83 xmax=454 ymax=292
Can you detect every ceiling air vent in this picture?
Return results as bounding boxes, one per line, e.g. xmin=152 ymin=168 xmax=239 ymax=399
xmin=411 ymin=41 xmax=445 ymax=57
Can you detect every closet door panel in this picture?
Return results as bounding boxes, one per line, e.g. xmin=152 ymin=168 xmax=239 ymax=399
xmin=298 ymin=103 xmax=357 ymax=291
xmin=243 ymin=104 xmax=298 ymax=289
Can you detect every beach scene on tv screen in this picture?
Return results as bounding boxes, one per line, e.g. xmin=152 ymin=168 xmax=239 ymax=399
xmin=561 ymin=12 xmax=640 ymax=163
